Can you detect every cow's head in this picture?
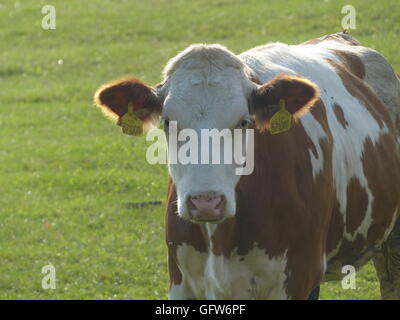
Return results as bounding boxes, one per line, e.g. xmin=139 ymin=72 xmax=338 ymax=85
xmin=94 ymin=44 xmax=319 ymax=224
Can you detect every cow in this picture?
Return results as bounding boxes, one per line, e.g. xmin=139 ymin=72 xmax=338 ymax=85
xmin=94 ymin=32 xmax=400 ymax=299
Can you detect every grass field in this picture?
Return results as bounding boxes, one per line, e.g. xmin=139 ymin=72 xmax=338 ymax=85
xmin=1 ymin=0 xmax=399 ymax=299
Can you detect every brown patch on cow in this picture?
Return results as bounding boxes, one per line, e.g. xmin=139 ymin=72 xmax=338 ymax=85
xmin=211 ymin=217 xmax=238 ymax=256
xmin=332 ymin=103 xmax=349 ymax=129
xmin=362 ymin=135 xmax=400 ymax=244
xmin=301 ymin=32 xmax=361 ymax=46
xmin=330 ymin=49 xmax=365 ymax=79
xmin=309 ymin=99 xmax=331 ymax=139
xmin=327 ymin=59 xmax=396 ymax=132
xmin=165 ymin=178 xmax=208 ymax=287
xmin=345 ymin=177 xmax=369 ymax=234
xmin=206 ymin=99 xmax=335 ymax=299
xmin=303 ymin=33 xmax=365 ymax=79
xmin=325 ymin=198 xmax=345 ymax=256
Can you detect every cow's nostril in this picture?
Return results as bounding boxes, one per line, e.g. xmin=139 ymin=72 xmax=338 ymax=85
xmin=190 ymin=194 xmax=222 ymax=211
xmin=187 ymin=193 xmax=227 ymax=222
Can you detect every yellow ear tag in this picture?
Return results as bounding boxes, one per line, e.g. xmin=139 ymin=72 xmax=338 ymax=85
xmin=121 ymin=103 xmax=143 ymax=136
xmin=269 ymin=99 xmax=292 ymax=135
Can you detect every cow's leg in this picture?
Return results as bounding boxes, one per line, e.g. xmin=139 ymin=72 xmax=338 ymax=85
xmin=372 ymin=218 xmax=400 ymax=299
xmin=307 ymin=286 xmax=320 ymax=300
xmin=168 ymin=249 xmax=195 ymax=300
xmin=285 ymin=253 xmax=325 ymax=300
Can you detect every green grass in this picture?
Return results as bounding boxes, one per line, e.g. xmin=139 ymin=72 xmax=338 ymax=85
xmin=1 ymin=0 xmax=398 ymax=299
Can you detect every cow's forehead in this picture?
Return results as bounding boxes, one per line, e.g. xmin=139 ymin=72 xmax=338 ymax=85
xmin=159 ymin=44 xmax=255 ymax=129
xmin=162 ymin=66 xmax=250 ymax=129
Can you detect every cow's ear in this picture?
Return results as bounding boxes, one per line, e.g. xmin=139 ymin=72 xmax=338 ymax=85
xmin=94 ymin=77 xmax=162 ymax=129
xmin=250 ymin=74 xmax=319 ymax=131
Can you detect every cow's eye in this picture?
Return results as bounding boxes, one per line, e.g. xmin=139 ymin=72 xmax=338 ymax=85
xmin=237 ymin=118 xmax=251 ymax=129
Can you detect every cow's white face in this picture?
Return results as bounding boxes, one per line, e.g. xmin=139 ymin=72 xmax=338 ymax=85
xmin=94 ymin=44 xmax=319 ymax=224
xmin=161 ymin=64 xmax=255 ymax=223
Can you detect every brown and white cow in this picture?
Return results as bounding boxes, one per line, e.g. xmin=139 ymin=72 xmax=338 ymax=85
xmin=94 ymin=32 xmax=400 ymax=299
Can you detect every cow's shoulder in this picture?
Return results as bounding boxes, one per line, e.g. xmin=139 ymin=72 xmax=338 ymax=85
xmin=301 ymin=32 xmax=400 ymax=130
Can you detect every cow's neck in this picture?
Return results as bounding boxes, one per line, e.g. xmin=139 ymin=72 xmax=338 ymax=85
xmin=199 ymin=217 xmax=238 ymax=256
xmin=197 ymin=127 xmax=312 ymax=257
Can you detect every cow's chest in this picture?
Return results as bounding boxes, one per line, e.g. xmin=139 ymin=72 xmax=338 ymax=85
xmin=172 ymin=243 xmax=289 ymax=299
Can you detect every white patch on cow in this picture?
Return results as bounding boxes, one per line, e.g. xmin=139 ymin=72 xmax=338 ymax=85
xmin=319 ymin=40 xmax=400 ymax=129
xmin=205 ymin=223 xmax=218 ymax=240
xmin=293 ymin=41 xmax=398 ymax=241
xmin=169 ymin=283 xmax=192 ymax=300
xmin=173 ymin=243 xmax=288 ymax=299
xmin=240 ymin=42 xmax=389 ymax=242
xmin=160 ymin=44 xmax=256 ymax=220
xmin=240 ymin=44 xmax=337 ymax=182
